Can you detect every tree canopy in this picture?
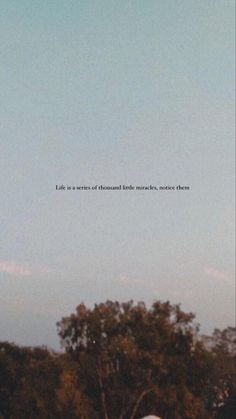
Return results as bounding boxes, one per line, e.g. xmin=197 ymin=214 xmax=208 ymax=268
xmin=0 ymin=300 xmax=235 ymax=419
xmin=57 ymin=300 xmax=236 ymax=419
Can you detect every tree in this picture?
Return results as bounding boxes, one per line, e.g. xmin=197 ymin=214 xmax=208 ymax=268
xmin=210 ymin=328 xmax=236 ymax=417
xmin=56 ymin=366 xmax=93 ymax=418
xmin=0 ymin=303 xmax=235 ymax=418
xmin=57 ymin=300 xmax=212 ymax=419
xmin=0 ymin=342 xmax=94 ymax=419
xmin=0 ymin=342 xmax=61 ymax=419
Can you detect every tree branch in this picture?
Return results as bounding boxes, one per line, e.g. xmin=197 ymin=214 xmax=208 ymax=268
xmin=128 ymin=388 xmax=154 ymax=419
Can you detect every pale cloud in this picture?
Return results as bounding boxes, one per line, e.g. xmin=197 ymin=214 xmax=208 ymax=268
xmin=115 ymin=275 xmax=150 ymax=286
xmin=204 ymin=267 xmax=230 ymax=281
xmin=114 ymin=275 xmax=159 ymax=292
xmin=0 ymin=261 xmax=32 ymax=277
xmin=0 ymin=261 xmax=54 ymax=278
xmin=115 ymin=275 xmax=142 ymax=284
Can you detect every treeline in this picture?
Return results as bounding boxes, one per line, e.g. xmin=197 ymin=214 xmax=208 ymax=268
xmin=0 ymin=300 xmax=235 ymax=419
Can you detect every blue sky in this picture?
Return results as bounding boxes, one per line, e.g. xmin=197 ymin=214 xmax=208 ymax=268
xmin=1 ymin=0 xmax=235 ymax=349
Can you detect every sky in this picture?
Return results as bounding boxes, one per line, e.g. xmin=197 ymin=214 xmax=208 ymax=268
xmin=0 ymin=0 xmax=235 ymax=349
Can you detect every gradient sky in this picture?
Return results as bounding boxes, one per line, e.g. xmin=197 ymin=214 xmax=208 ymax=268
xmin=1 ymin=0 xmax=235 ymax=349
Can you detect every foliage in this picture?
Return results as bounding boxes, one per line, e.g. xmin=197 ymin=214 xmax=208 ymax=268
xmin=57 ymin=300 xmax=235 ymax=419
xmin=0 ymin=301 xmax=235 ymax=419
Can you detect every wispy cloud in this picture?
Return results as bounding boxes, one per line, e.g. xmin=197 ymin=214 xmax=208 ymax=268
xmin=204 ymin=267 xmax=230 ymax=281
xmin=115 ymin=275 xmax=146 ymax=285
xmin=114 ymin=275 xmax=159 ymax=292
xmin=0 ymin=261 xmax=32 ymax=277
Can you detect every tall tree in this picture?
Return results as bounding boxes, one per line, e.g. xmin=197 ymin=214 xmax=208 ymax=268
xmin=57 ymin=300 xmax=212 ymax=419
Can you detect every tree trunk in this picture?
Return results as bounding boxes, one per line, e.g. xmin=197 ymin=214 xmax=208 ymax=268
xmin=97 ymin=359 xmax=109 ymax=419
xmin=129 ymin=388 xmax=153 ymax=419
xmin=118 ymin=397 xmax=126 ymax=419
